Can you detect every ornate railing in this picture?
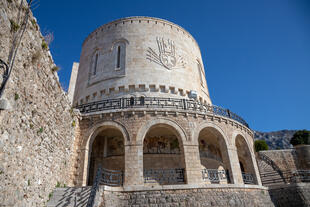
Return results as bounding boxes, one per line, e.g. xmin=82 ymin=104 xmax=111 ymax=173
xmin=144 ymin=168 xmax=185 ymax=184
xmin=290 ymin=170 xmax=310 ymax=183
xmin=242 ymin=172 xmax=255 ymax=184
xmin=100 ymin=168 xmax=123 ymax=186
xmin=202 ymin=169 xmax=228 ymax=183
xmin=76 ymin=97 xmax=249 ymax=127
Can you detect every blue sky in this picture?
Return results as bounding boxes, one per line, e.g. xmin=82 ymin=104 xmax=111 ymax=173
xmin=32 ymin=0 xmax=310 ymax=132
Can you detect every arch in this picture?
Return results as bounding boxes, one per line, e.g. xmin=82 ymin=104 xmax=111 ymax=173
xmin=234 ymin=133 xmax=259 ymax=185
xmin=89 ymin=49 xmax=100 ymax=76
xmin=194 ymin=122 xmax=233 ymax=184
xmin=140 ymin=119 xmax=187 ymax=185
xmin=111 ymin=38 xmax=129 ymax=50
xmin=193 ymin=122 xmax=229 ymax=146
xmin=231 ymin=131 xmax=254 ymax=154
xmin=136 ymin=118 xmax=188 ymax=145
xmin=81 ymin=121 xmax=129 ymax=186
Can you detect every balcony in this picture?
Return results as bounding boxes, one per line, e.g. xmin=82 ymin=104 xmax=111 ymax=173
xmin=76 ymin=97 xmax=249 ymax=128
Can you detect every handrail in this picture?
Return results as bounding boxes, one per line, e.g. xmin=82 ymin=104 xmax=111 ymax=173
xmin=259 ymin=152 xmax=287 ymax=184
xmin=86 ymin=166 xmax=123 ymax=207
xmin=75 ymin=97 xmax=249 ymax=128
xmin=86 ymin=165 xmax=102 ymax=207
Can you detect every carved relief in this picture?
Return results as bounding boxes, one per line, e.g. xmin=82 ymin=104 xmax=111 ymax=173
xmin=199 ymin=139 xmax=223 ymax=162
xmin=146 ymin=37 xmax=186 ymax=70
xmin=107 ymin=136 xmax=124 ymax=156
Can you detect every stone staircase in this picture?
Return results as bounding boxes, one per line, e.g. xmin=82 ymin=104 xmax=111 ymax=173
xmin=257 ymin=157 xmax=287 ymax=186
xmin=47 ymin=187 xmax=91 ymax=207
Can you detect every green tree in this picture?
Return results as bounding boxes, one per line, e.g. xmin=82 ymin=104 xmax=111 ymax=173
xmin=254 ymin=140 xmax=269 ymax=152
xmin=290 ymin=130 xmax=310 ymax=146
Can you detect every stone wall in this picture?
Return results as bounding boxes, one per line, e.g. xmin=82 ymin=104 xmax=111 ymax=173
xmin=269 ymin=183 xmax=310 ymax=207
xmin=259 ymin=149 xmax=298 ymax=173
xmin=99 ymin=186 xmax=274 ymax=207
xmin=0 ymin=0 xmax=77 ymax=206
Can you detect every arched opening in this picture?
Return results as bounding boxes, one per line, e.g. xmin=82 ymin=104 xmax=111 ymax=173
xmin=198 ymin=127 xmax=231 ymax=184
xmin=87 ymin=128 xmax=124 ymax=186
xmin=143 ymin=124 xmax=186 ymax=185
xmin=235 ymin=135 xmax=257 ymax=184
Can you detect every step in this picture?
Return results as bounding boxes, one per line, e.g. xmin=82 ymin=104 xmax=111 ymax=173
xmin=47 ymin=187 xmax=91 ymax=207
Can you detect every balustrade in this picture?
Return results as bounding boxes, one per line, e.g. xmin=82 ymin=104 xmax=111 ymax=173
xmin=76 ymin=97 xmax=249 ymax=127
xmin=202 ymin=169 xmax=228 ymax=183
xmin=144 ymin=168 xmax=185 ymax=184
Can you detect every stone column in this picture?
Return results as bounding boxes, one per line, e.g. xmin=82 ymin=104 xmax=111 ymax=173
xmin=183 ymin=145 xmax=206 ymax=184
xmin=250 ymin=150 xmax=262 ymax=185
xmin=80 ymin=148 xmax=89 ymax=186
xmin=226 ymin=146 xmax=243 ymax=184
xmin=124 ymin=144 xmax=144 ymax=187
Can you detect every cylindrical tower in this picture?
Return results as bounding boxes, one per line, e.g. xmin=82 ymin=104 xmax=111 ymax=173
xmin=73 ymin=16 xmax=211 ymax=106
xmin=70 ymin=17 xmax=261 ymax=201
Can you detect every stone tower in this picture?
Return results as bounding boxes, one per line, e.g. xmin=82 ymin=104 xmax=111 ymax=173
xmin=72 ymin=17 xmax=211 ymax=106
xmin=68 ymin=16 xmax=267 ymax=206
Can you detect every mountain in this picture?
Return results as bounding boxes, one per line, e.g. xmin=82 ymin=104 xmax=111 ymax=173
xmin=254 ymin=130 xmax=297 ymax=150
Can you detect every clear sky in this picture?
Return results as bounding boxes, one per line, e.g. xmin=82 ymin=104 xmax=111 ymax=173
xmin=32 ymin=0 xmax=310 ymax=132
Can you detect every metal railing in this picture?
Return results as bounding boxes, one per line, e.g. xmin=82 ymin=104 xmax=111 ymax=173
xmin=86 ymin=166 xmax=123 ymax=207
xmin=202 ymin=169 xmax=228 ymax=183
xmin=242 ymin=172 xmax=255 ymax=184
xmin=100 ymin=168 xmax=123 ymax=186
xmin=144 ymin=168 xmax=185 ymax=184
xmin=86 ymin=166 xmax=102 ymax=207
xmin=290 ymin=170 xmax=310 ymax=183
xmin=258 ymin=152 xmax=287 ymax=184
xmin=76 ymin=97 xmax=249 ymax=127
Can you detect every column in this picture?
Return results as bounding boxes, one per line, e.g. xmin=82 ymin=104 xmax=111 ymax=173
xmin=183 ymin=145 xmax=207 ymax=184
xmin=124 ymin=144 xmax=144 ymax=187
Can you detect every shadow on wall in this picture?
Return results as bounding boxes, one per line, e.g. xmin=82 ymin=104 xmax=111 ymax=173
xmin=269 ymin=183 xmax=310 ymax=207
xmin=47 ymin=187 xmax=91 ymax=207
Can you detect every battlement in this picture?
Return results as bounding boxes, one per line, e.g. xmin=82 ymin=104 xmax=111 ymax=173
xmin=82 ymin=16 xmax=200 ymax=50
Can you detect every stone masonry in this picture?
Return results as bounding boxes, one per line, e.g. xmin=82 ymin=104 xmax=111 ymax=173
xmin=0 ymin=0 xmax=78 ymax=206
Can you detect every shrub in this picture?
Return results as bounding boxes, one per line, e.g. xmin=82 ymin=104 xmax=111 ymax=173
xmin=71 ymin=120 xmax=76 ymax=127
xmin=31 ymin=19 xmax=38 ymax=30
xmin=290 ymin=130 xmax=310 ymax=146
xmin=56 ymin=181 xmax=61 ymax=188
xmin=48 ymin=192 xmax=53 ymax=200
xmin=254 ymin=140 xmax=268 ymax=152
xmin=14 ymin=93 xmax=19 ymax=100
xmin=37 ymin=127 xmax=43 ymax=134
xmin=10 ymin=19 xmax=19 ymax=33
xmin=41 ymin=41 xmax=48 ymax=50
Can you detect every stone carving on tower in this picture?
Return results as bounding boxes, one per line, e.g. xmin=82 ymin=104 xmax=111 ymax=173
xmin=146 ymin=37 xmax=186 ymax=69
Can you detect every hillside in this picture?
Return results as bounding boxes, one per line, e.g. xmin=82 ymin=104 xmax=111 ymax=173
xmin=254 ymin=130 xmax=297 ymax=149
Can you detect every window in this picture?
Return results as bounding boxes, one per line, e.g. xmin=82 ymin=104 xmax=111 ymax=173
xmin=90 ymin=51 xmax=99 ymax=76
xmin=113 ymin=39 xmax=128 ymax=70
xmin=116 ymin=46 xmax=121 ymax=68
xmin=197 ymin=61 xmax=204 ymax=87
xmin=93 ymin=53 xmax=98 ymax=75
